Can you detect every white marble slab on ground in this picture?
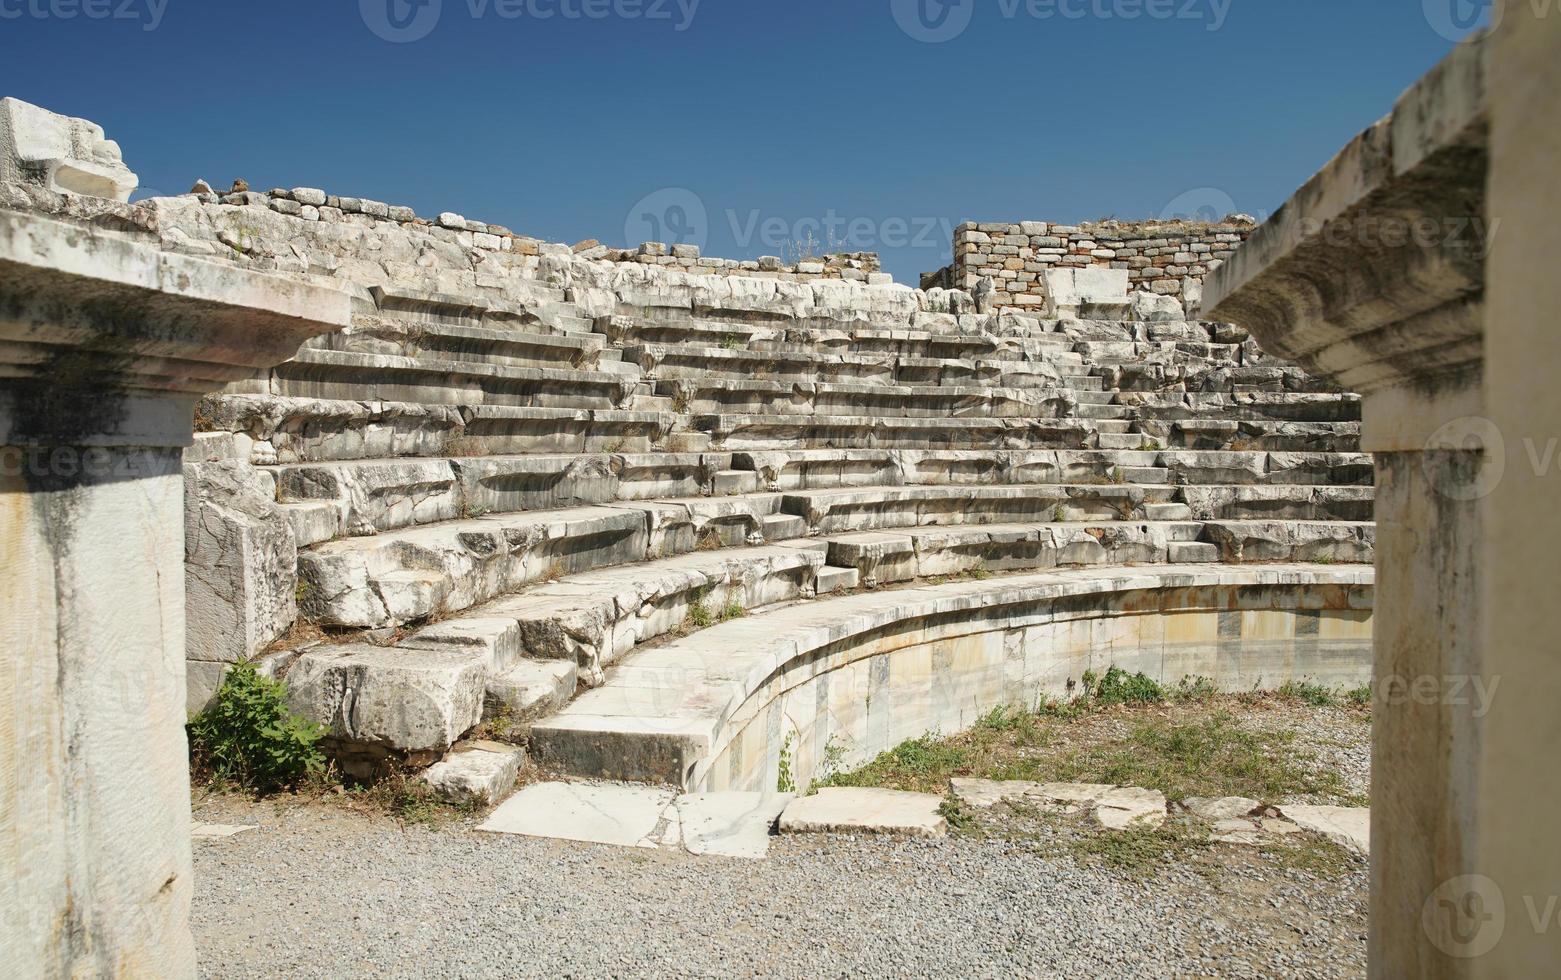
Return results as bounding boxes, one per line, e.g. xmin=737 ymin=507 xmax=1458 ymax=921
xmin=779 ymin=788 xmax=947 ymax=838
xmin=677 ymin=792 xmax=794 ymax=859
xmin=478 ymin=782 xmax=676 ymax=848
xmin=1277 ymin=804 xmax=1371 ymax=856
xmin=192 ymin=823 xmax=256 ymax=840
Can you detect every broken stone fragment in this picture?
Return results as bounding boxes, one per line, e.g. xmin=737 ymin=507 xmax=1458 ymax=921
xmin=422 ymin=741 xmax=525 ymax=804
xmin=1183 ymin=796 xmax=1262 ymax=822
xmin=285 ymin=644 xmax=487 ymax=756
xmin=1093 ymin=787 xmax=1168 ymax=830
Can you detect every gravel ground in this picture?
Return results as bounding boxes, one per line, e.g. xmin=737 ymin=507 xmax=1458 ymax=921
xmin=192 ymin=792 xmax=1368 ymax=978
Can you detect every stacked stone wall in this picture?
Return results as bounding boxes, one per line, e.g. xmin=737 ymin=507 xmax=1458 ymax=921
xmin=944 ymin=217 xmax=1256 ymax=311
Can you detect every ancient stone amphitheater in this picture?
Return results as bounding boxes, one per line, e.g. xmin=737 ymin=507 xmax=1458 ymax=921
xmin=58 ymin=172 xmax=1349 ymax=800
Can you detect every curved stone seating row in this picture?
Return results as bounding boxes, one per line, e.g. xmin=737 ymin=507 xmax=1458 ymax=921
xmin=267 ymin=349 xmax=642 ymax=411
xmin=527 ymin=564 xmax=1375 ymax=791
xmin=653 ymin=378 xmax=1076 ymax=420
xmin=782 ymin=485 xmax=1180 ymax=533
xmin=689 ymin=414 xmax=1102 ymax=451
xmin=1119 ymin=391 xmax=1361 ymax=424
xmin=264 ymin=446 xmax=1372 ymax=544
xmin=198 ymin=395 xmax=671 ymax=463
xmin=825 ymin=520 xmax=1375 ymax=586
xmin=294 ymin=479 xmax=1374 ymax=631
xmin=283 ymin=522 xmax=1376 ymax=772
xmin=601 ymin=314 xmax=1077 ymax=362
xmin=304 ymin=315 xmax=628 ymax=375
xmin=623 ymin=343 xmax=1083 ymax=390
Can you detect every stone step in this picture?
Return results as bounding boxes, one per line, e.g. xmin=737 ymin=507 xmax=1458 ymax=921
xmin=270 ymin=348 xmax=639 ymax=412
xmin=1098 ymin=433 xmax=1147 ymax=450
xmin=760 ymin=513 xmax=808 ymax=541
xmin=1062 ymin=375 xmax=1105 ymax=390
xmin=201 ymin=394 xmax=1371 ymax=479
xmin=656 ymin=378 xmax=1076 ymax=420
xmin=1145 ymin=503 xmax=1195 ymax=521
xmin=626 ymin=344 xmax=1071 ymax=391
xmin=260 ymin=449 xmax=1375 ymax=545
xmin=1203 ymin=520 xmax=1375 ymax=564
xmin=1076 ymin=403 xmax=1129 ymax=420
xmin=1159 ymin=450 xmax=1373 ymax=487
xmin=489 ymin=660 xmax=579 ymax=722
xmin=692 ymin=414 xmax=1098 ymax=452
xmin=384 ymin=542 xmax=829 ymax=687
xmin=1182 ymin=485 xmax=1376 ymax=523
xmin=712 ymin=470 xmax=761 ymax=495
xmin=239 ymin=403 xmax=591 ymax=465
xmin=596 ymin=359 xmax=641 ymax=377
xmin=1168 ymin=541 xmax=1221 ymax=564
xmin=1120 ymin=466 xmax=1170 ymax=484
xmin=816 ymin=566 xmax=860 ymax=594
xmin=297 ymin=505 xmax=655 ymax=629
xmin=1119 ymin=391 xmax=1361 ymax=425
xmin=781 ymin=484 xmax=1181 ymax=534
xmin=369 ymin=284 xmax=569 ymax=329
xmin=303 ymin=318 xmax=609 ymax=375
xmin=1163 ymin=419 xmax=1362 ymax=453
xmin=733 ymin=448 xmax=1162 ymax=491
xmin=826 ymin=521 xmax=1209 ymax=586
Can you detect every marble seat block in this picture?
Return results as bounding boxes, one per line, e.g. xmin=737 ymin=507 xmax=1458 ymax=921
xmin=296 ymin=506 xmax=652 ymax=628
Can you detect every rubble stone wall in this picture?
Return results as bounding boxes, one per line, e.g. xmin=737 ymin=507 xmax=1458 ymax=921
xmin=943 ymin=218 xmax=1256 ymax=312
xmin=181 ymin=183 xmax=884 ymax=284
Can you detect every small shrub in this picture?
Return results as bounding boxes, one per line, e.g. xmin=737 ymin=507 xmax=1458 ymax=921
xmin=777 ymin=732 xmax=797 ymax=794
xmin=1085 ymin=666 xmax=1166 ymax=706
xmin=1346 ymin=684 xmax=1373 ymax=708
xmin=720 ymin=332 xmax=742 ymax=350
xmin=189 ymin=661 xmax=325 ymax=793
xmin=1278 ymin=681 xmax=1340 ymax=707
xmin=939 ymin=796 xmax=975 ymax=832
xmin=722 ymin=596 xmax=746 ymax=622
xmin=1174 ymin=676 xmax=1219 ymax=702
xmin=687 ymin=594 xmax=715 ymax=630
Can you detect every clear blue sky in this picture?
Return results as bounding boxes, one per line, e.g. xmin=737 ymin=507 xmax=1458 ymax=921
xmin=0 ymin=0 xmax=1484 ymax=283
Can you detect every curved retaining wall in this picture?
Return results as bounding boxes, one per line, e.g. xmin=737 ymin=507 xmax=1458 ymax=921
xmin=708 ymin=566 xmax=1373 ymax=793
xmin=533 ymin=565 xmax=1374 ymax=791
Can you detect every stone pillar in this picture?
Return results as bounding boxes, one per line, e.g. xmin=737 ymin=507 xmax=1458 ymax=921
xmin=0 ymin=207 xmax=349 ymax=976
xmin=1475 ymin=6 xmax=1561 ymax=976
xmin=1203 ymin=33 xmax=1497 ymax=978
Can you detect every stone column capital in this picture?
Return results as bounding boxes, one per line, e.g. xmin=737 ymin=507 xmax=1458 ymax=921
xmin=0 ymin=207 xmax=352 ymax=447
xmin=1204 ymin=33 xmax=1490 ymax=403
